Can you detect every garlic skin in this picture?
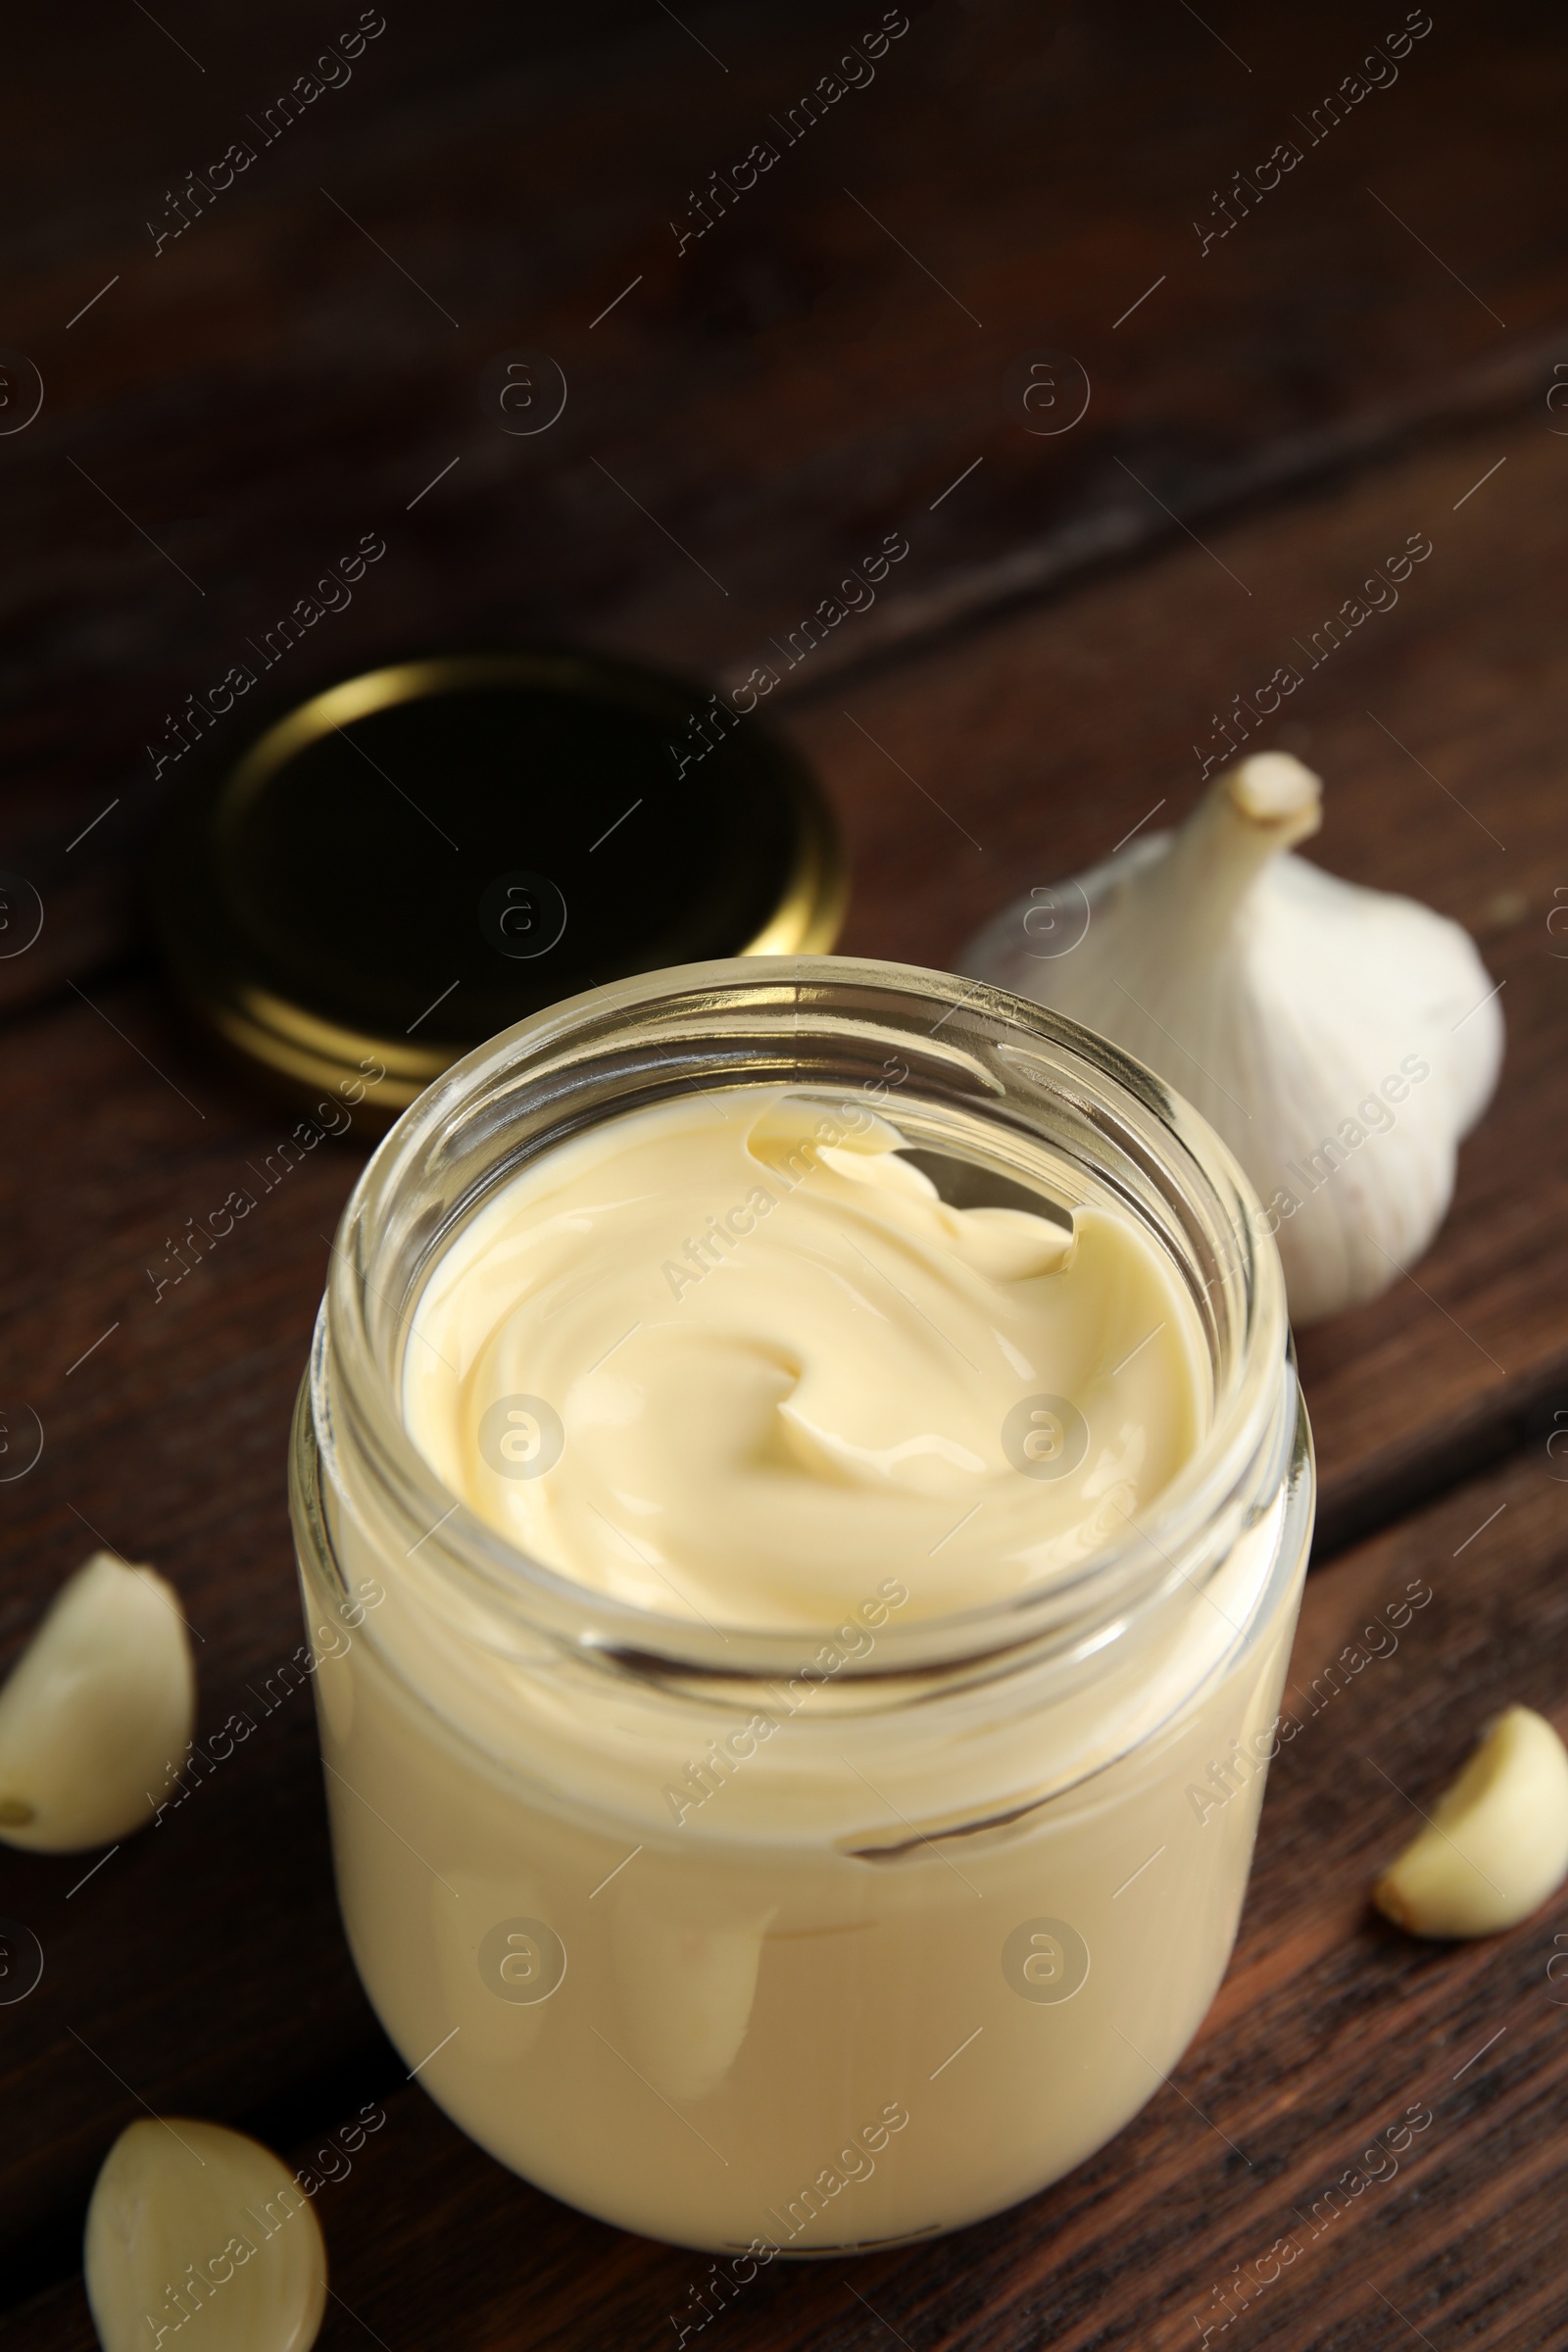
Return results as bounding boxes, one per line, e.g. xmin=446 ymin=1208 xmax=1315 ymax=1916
xmin=0 ymin=1551 xmax=196 ymax=1852
xmin=963 ymin=754 xmax=1504 ymax=1323
xmin=85 ymin=2118 xmax=326 ymax=2352
xmin=1373 ymin=1705 xmax=1568 ymax=1938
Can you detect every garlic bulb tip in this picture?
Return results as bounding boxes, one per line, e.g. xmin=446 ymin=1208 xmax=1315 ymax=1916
xmin=1226 ymin=750 xmax=1322 ymax=835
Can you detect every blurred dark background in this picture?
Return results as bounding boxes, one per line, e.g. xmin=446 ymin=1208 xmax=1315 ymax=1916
xmin=6 ymin=0 xmax=1563 ymax=1007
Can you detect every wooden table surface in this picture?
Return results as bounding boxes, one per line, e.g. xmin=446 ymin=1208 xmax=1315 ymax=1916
xmin=3 ymin=4 xmax=1568 ymax=2346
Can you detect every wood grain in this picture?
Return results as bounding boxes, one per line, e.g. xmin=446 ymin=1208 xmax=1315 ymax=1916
xmin=7 ymin=1446 xmax=1563 ymax=2351
xmin=5 ymin=1 xmax=1568 ymax=995
xmin=2 ymin=392 xmax=1567 ymax=2313
xmin=791 ymin=406 xmax=1568 ymax=1555
xmin=0 ymin=988 xmax=390 ymax=2301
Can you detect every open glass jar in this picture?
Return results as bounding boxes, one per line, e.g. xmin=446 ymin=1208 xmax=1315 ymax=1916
xmin=290 ymin=956 xmax=1313 ymax=2255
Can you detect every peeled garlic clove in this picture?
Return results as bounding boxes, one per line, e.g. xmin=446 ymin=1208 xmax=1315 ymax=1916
xmin=0 ymin=1551 xmax=196 ymax=1852
xmin=1373 ymin=1705 xmax=1568 ymax=1938
xmin=85 ymin=2118 xmax=326 ymax=2352
xmin=963 ymin=753 xmax=1504 ymax=1324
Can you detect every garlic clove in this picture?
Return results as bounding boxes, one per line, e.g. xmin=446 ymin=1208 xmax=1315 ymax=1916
xmin=1373 ymin=1705 xmax=1568 ymax=1938
xmin=85 ymin=2117 xmax=326 ymax=2352
xmin=0 ymin=1551 xmax=196 ymax=1852
xmin=962 ymin=753 xmax=1504 ymax=1324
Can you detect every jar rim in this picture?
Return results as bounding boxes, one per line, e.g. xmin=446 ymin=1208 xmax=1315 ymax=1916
xmin=313 ymin=954 xmax=1295 ymax=1685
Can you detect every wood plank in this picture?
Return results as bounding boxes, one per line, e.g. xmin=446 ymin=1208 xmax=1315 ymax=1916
xmin=7 ymin=1445 xmax=1563 ymax=2349
xmin=6 ymin=1 xmax=1568 ymax=994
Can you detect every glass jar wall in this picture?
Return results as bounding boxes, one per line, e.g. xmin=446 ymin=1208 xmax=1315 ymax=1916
xmin=290 ymin=957 xmax=1313 ymax=2253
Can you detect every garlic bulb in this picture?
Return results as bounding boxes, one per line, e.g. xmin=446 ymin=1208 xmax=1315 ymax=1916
xmin=963 ymin=754 xmax=1503 ymax=1323
xmin=85 ymin=2118 xmax=326 ymax=2352
xmin=1372 ymin=1705 xmax=1568 ymax=1938
xmin=0 ymin=1551 xmax=196 ymax=1852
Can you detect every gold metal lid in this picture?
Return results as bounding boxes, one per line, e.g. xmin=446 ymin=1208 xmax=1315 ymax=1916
xmin=156 ymin=651 xmax=847 ymax=1119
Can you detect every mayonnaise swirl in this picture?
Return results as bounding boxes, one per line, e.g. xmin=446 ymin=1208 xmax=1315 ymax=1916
xmin=403 ymin=1088 xmax=1208 ymax=1631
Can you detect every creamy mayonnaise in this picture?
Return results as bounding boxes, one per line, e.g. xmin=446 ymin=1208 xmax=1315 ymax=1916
xmin=302 ymin=1072 xmax=1307 ymax=2255
xmin=402 ymin=1089 xmax=1208 ymax=1627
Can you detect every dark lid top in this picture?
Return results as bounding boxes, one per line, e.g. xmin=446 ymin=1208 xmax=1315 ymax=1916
xmin=156 ymin=650 xmax=846 ymax=1116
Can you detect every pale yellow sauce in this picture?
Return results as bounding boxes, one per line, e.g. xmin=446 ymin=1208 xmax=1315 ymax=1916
xmin=306 ymin=1084 xmax=1300 ymax=2252
xmin=402 ymin=1089 xmax=1209 ymax=1629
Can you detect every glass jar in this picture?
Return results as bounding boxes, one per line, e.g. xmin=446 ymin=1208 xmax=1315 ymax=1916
xmin=289 ymin=956 xmax=1313 ymax=2256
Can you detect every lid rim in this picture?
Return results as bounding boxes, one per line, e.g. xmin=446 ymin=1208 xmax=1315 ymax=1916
xmin=156 ymin=648 xmax=847 ymax=1122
